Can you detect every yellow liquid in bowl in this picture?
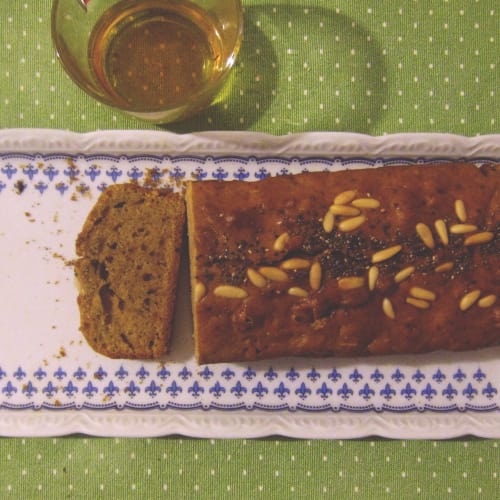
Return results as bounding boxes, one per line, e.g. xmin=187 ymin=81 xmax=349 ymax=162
xmin=88 ymin=0 xmax=226 ymax=112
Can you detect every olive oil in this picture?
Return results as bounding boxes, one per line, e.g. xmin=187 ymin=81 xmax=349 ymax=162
xmin=88 ymin=0 xmax=225 ymax=112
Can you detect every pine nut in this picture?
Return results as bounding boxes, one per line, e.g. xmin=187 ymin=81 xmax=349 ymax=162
xmin=281 ymin=258 xmax=311 ymax=270
xmin=368 ymin=266 xmax=379 ymax=291
xmin=394 ymin=266 xmax=415 ymax=283
xmin=410 ymin=287 xmax=437 ymax=301
xmin=406 ymin=297 xmax=431 ymax=309
xmin=434 ymin=219 xmax=449 ymax=245
xmin=464 ymin=232 xmax=494 ymax=246
xmin=338 ymin=276 xmax=365 ymax=290
xmin=247 ymin=268 xmax=267 ymax=288
xmin=371 ymin=245 xmax=402 ymax=264
xmin=459 ymin=290 xmax=481 ymax=311
xmin=309 ymin=262 xmax=322 ymax=291
xmin=382 ymin=297 xmax=396 ymax=319
xmin=322 ymin=210 xmax=335 ymax=233
xmin=338 ymin=215 xmax=366 ymax=232
xmin=416 ymin=223 xmax=435 ymax=249
xmin=351 ymin=198 xmax=380 ymax=209
xmin=435 ymin=262 xmax=454 ymax=273
xmin=273 ymin=232 xmax=290 ymax=252
xmin=194 ymin=281 xmax=206 ymax=303
xmin=450 ymin=224 xmax=478 ymax=234
xmin=478 ymin=294 xmax=497 ymax=308
xmin=329 ymin=204 xmax=360 ymax=216
xmin=334 ymin=190 xmax=356 ymax=205
xmin=214 ymin=285 xmax=248 ymax=299
xmin=455 ymin=199 xmax=467 ymax=222
xmin=258 ymin=266 xmax=288 ymax=282
xmin=288 ymin=287 xmax=308 ymax=298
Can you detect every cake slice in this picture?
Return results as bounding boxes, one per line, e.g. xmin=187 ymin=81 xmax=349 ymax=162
xmin=75 ymin=183 xmax=185 ymax=359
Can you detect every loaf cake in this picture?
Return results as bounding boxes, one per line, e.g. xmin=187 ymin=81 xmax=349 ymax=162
xmin=75 ymin=183 xmax=185 ymax=359
xmin=186 ymin=163 xmax=499 ymax=364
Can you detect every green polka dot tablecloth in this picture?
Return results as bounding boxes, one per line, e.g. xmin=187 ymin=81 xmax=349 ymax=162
xmin=1 ymin=0 xmax=499 ymax=498
xmin=1 ymin=0 xmax=498 ymax=134
xmin=1 ymin=438 xmax=499 ymax=498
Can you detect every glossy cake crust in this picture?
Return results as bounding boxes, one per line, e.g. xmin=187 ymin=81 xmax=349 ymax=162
xmin=186 ymin=163 xmax=499 ymax=364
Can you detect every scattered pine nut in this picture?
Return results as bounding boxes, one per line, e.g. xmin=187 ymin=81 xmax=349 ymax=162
xmin=434 ymin=219 xmax=449 ymax=245
xmin=351 ymin=198 xmax=380 ymax=209
xmin=410 ymin=287 xmax=437 ymax=301
xmin=247 ymin=268 xmax=267 ymax=288
xmin=194 ymin=282 xmax=206 ymax=303
xmin=288 ymin=287 xmax=308 ymax=298
xmin=334 ymin=190 xmax=356 ymax=205
xmin=338 ymin=215 xmax=366 ymax=232
xmin=478 ymin=294 xmax=497 ymax=308
xmin=459 ymin=290 xmax=481 ymax=311
xmin=214 ymin=285 xmax=248 ymax=299
xmin=281 ymin=258 xmax=311 ymax=270
xmin=338 ymin=276 xmax=365 ymax=290
xmin=371 ymin=245 xmax=402 ymax=264
xmin=382 ymin=297 xmax=396 ymax=319
xmin=464 ymin=232 xmax=494 ymax=246
xmin=450 ymin=224 xmax=478 ymax=234
xmin=368 ymin=266 xmax=379 ymax=291
xmin=416 ymin=223 xmax=435 ymax=249
xmin=329 ymin=204 xmax=360 ymax=216
xmin=406 ymin=297 xmax=431 ymax=309
xmin=394 ymin=266 xmax=415 ymax=283
xmin=259 ymin=266 xmax=289 ymax=282
xmin=309 ymin=262 xmax=322 ymax=291
xmin=322 ymin=210 xmax=335 ymax=233
xmin=273 ymin=232 xmax=290 ymax=252
xmin=435 ymin=262 xmax=454 ymax=273
xmin=455 ymin=199 xmax=467 ymax=222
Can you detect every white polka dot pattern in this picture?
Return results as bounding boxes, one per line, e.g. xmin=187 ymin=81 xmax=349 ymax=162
xmin=0 ymin=438 xmax=499 ymax=496
xmin=0 ymin=1 xmax=497 ymax=134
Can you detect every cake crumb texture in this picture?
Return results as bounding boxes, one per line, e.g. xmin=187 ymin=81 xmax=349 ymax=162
xmin=75 ymin=183 xmax=185 ymax=359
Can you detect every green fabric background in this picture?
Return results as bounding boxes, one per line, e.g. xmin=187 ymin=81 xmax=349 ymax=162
xmin=1 ymin=438 xmax=499 ymax=498
xmin=1 ymin=0 xmax=498 ymax=134
xmin=1 ymin=0 xmax=499 ymax=498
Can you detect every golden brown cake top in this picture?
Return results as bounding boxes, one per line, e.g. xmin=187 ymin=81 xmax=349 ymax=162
xmin=187 ymin=163 xmax=499 ymax=363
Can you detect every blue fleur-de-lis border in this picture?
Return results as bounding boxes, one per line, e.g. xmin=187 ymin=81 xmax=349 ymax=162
xmin=0 ymin=362 xmax=497 ymax=411
xmin=1 ymin=152 xmax=499 ymax=197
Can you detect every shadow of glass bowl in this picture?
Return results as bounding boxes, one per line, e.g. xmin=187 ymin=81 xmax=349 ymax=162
xmin=169 ymin=5 xmax=388 ymax=134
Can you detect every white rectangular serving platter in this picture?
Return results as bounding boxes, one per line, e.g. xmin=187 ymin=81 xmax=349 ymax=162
xmin=0 ymin=129 xmax=499 ymax=438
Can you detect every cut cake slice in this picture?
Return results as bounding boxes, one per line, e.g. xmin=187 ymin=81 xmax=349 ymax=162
xmin=75 ymin=183 xmax=185 ymax=359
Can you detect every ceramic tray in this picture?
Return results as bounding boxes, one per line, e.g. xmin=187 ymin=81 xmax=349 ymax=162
xmin=0 ymin=129 xmax=499 ymax=438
